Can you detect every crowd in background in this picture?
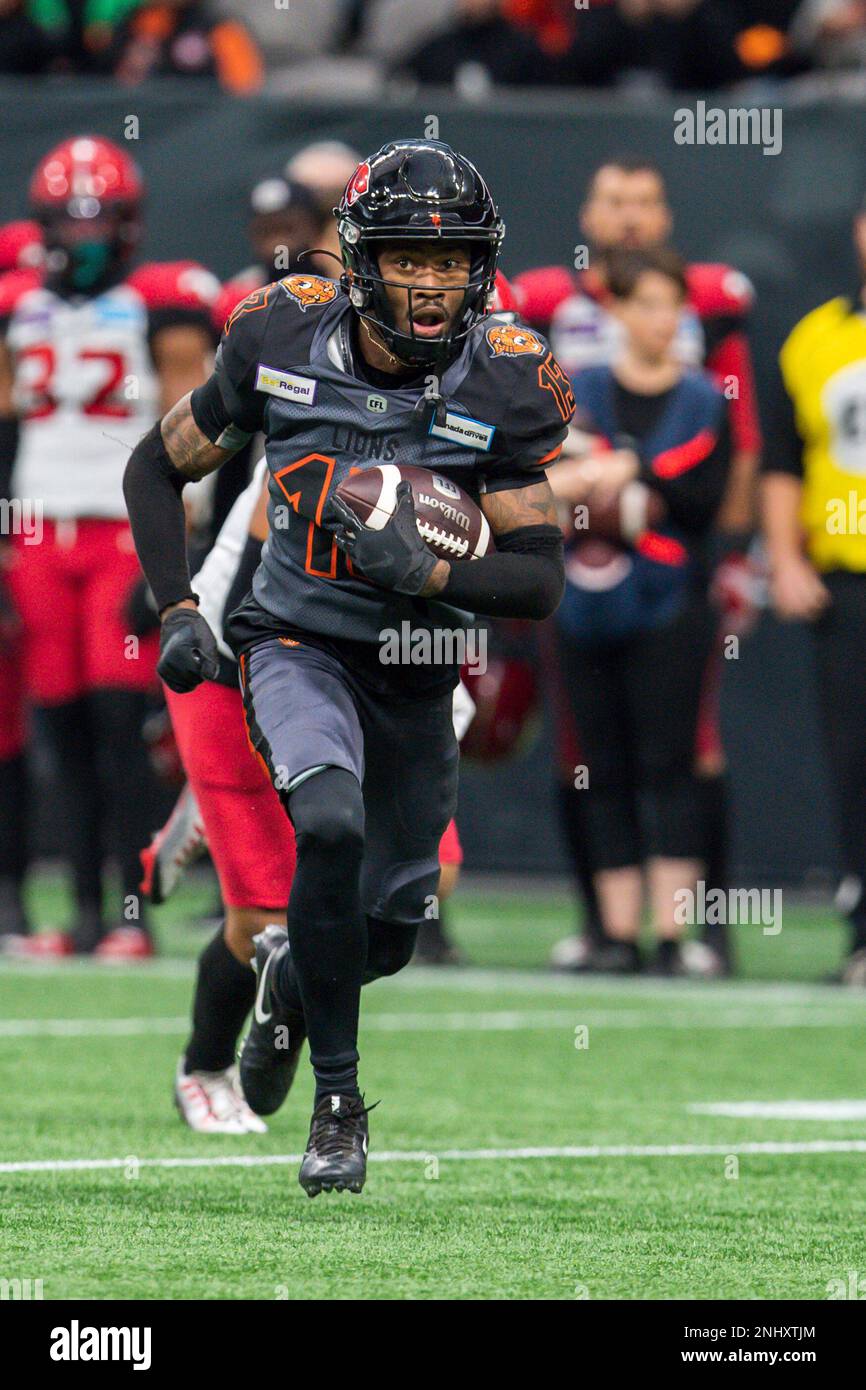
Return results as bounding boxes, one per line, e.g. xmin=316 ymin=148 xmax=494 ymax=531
xmin=3 ymin=17 xmax=866 ymax=983
xmin=4 ymin=0 xmax=866 ymax=93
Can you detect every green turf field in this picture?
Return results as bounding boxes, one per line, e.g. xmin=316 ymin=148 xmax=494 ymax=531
xmin=2 ymin=873 xmax=866 ymax=1301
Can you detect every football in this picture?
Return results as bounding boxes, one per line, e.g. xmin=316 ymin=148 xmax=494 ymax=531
xmin=334 ymin=463 xmax=494 ymax=562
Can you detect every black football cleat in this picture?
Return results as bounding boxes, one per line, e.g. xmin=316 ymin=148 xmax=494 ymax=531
xmin=298 ymin=1093 xmax=376 ymax=1198
xmin=238 ymin=925 xmax=306 ymax=1116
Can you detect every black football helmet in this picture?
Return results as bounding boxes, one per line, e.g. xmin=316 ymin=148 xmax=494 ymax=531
xmin=335 ymin=139 xmax=504 ymax=368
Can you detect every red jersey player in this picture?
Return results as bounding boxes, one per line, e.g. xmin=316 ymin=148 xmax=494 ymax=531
xmin=0 ymin=136 xmax=219 ymax=958
xmin=0 ymin=219 xmax=44 ymax=942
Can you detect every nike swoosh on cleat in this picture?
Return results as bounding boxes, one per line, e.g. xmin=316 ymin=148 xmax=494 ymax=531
xmin=253 ymin=946 xmax=276 ymax=1025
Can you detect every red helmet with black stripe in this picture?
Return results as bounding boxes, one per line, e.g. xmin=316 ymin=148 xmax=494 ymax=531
xmin=29 ymin=136 xmax=143 ymax=294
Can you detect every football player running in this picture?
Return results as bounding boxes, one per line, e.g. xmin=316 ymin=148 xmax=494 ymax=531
xmin=145 ymin=459 xmax=475 ymax=1132
xmin=124 ymin=140 xmax=572 ymax=1196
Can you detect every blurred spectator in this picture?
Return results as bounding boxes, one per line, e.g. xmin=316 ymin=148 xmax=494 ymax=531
xmin=505 ymin=0 xmax=577 ymax=55
xmin=109 ymin=1 xmax=264 ymax=92
xmin=358 ymin=0 xmax=456 ymax=65
xmin=208 ymin=176 xmax=325 ymax=538
xmin=0 ymin=0 xmax=52 ymax=73
xmin=285 ymin=141 xmax=361 ymax=276
xmin=211 ymin=0 xmax=347 ymax=64
xmin=399 ymin=0 xmax=550 ymax=89
xmin=549 ymin=248 xmax=730 ymax=975
xmin=788 ymin=0 xmax=866 ymax=68
xmin=0 ymin=0 xmax=138 ymax=73
xmin=555 ymin=0 xmax=807 ymax=88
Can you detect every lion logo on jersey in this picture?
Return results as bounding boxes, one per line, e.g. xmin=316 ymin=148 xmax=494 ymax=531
xmin=486 ymin=323 xmax=544 ymax=358
xmin=281 ymin=275 xmax=337 ymax=311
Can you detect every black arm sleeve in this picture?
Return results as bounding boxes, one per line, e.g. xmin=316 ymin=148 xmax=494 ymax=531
xmin=122 ymin=422 xmax=196 ymax=616
xmin=641 ymin=410 xmax=731 ymax=534
xmin=439 ymin=524 xmax=564 ymax=620
xmin=222 ymin=534 xmax=263 ymax=631
xmin=0 ymin=417 xmax=19 ymax=509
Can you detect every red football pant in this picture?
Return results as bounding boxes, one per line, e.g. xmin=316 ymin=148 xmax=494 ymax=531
xmin=165 ymin=681 xmax=296 ymax=911
xmin=7 ymin=520 xmax=158 ymax=705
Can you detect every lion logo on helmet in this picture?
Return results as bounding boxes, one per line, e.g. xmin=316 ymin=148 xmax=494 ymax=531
xmin=486 ymin=323 xmax=544 ymax=357
xmin=281 ymin=275 xmax=338 ymax=311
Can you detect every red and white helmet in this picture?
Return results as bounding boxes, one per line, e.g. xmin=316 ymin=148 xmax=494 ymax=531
xmin=29 ymin=136 xmax=143 ymax=211
xmin=29 ymin=136 xmax=143 ymax=292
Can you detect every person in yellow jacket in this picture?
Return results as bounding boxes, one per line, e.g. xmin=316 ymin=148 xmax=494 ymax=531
xmin=763 ymin=218 xmax=866 ymax=983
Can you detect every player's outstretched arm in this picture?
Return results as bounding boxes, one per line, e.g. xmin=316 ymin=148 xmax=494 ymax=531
xmin=123 ymin=390 xmax=243 ymax=693
xmin=423 ymin=478 xmax=565 ymax=620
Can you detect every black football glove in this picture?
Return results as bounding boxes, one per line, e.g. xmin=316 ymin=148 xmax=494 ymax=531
xmin=324 ymin=480 xmax=438 ymax=596
xmin=157 ymin=607 xmax=220 ymax=694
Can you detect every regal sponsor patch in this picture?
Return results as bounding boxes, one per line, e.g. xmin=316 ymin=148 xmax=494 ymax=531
xmin=428 ymin=410 xmax=494 ymax=452
xmin=486 ymin=323 xmax=544 ymax=357
xmin=255 ymin=364 xmax=317 ymax=405
xmin=280 ymin=274 xmax=337 ymax=311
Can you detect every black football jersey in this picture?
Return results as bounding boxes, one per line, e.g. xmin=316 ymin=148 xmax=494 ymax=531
xmin=214 ymin=274 xmax=572 ymax=664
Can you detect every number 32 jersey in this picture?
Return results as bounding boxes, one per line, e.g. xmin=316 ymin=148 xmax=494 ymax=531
xmin=209 ymin=274 xmax=574 ymax=649
xmin=0 ymin=262 xmax=218 ymax=519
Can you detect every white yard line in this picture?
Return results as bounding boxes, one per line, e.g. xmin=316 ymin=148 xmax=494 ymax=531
xmin=2 ymin=1139 xmax=866 ymax=1176
xmin=1 ymin=1006 xmax=865 ymax=1039
xmin=2 ymin=958 xmax=863 ymax=1008
xmin=690 ymin=1100 xmax=866 ymax=1121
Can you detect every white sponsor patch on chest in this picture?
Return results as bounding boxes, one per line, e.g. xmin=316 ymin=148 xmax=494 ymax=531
xmin=428 ymin=410 xmax=494 ymax=452
xmin=255 ymin=364 xmax=317 ymax=405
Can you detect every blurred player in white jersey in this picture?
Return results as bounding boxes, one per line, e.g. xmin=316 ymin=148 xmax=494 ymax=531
xmin=0 ymin=136 xmax=218 ymax=957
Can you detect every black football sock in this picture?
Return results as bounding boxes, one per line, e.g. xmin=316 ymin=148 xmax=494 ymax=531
xmin=558 ymin=785 xmax=605 ymax=946
xmin=656 ymin=939 xmax=680 ymax=969
xmin=37 ymin=699 xmax=104 ymax=925
xmin=284 ymin=769 xmax=366 ymax=1103
xmin=697 ymin=773 xmax=732 ymax=959
xmin=88 ymin=690 xmax=157 ymax=935
xmin=0 ymin=752 xmax=28 ymax=933
xmin=612 ymin=939 xmax=642 ymax=969
xmin=184 ymin=927 xmax=256 ymax=1074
